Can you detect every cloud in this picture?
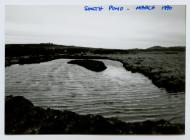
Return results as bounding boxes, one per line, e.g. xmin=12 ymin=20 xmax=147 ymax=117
xmin=5 ymin=5 xmax=186 ymax=49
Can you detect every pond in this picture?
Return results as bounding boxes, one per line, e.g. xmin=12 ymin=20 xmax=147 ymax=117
xmin=5 ymin=59 xmax=185 ymax=123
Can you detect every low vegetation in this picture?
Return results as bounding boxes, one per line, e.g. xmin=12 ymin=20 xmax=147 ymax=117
xmin=5 ymin=95 xmax=184 ymax=134
xmin=106 ymin=52 xmax=185 ymax=93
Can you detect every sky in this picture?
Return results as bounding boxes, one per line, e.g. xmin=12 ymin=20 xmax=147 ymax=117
xmin=5 ymin=5 xmax=186 ymax=49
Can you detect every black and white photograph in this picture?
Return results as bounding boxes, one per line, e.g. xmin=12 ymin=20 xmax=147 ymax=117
xmin=5 ymin=4 xmax=186 ymax=135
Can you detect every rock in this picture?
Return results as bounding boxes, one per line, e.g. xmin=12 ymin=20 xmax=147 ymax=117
xmin=68 ymin=59 xmax=107 ymax=72
xmin=5 ymin=96 xmax=185 ymax=134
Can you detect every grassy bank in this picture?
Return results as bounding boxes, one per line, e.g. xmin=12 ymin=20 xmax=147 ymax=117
xmin=5 ymin=95 xmax=184 ymax=134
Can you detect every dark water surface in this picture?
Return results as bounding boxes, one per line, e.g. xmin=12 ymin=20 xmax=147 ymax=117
xmin=5 ymin=59 xmax=185 ymax=123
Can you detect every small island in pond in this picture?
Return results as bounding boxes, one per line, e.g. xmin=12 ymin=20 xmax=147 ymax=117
xmin=68 ymin=59 xmax=107 ymax=72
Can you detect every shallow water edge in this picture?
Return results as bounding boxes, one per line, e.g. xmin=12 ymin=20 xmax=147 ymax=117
xmin=5 ymin=95 xmax=185 ymax=134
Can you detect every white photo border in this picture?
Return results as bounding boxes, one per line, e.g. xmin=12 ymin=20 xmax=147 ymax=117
xmin=0 ymin=0 xmax=189 ymax=140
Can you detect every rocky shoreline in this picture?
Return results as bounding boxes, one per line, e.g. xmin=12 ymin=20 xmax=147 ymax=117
xmin=5 ymin=95 xmax=184 ymax=134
